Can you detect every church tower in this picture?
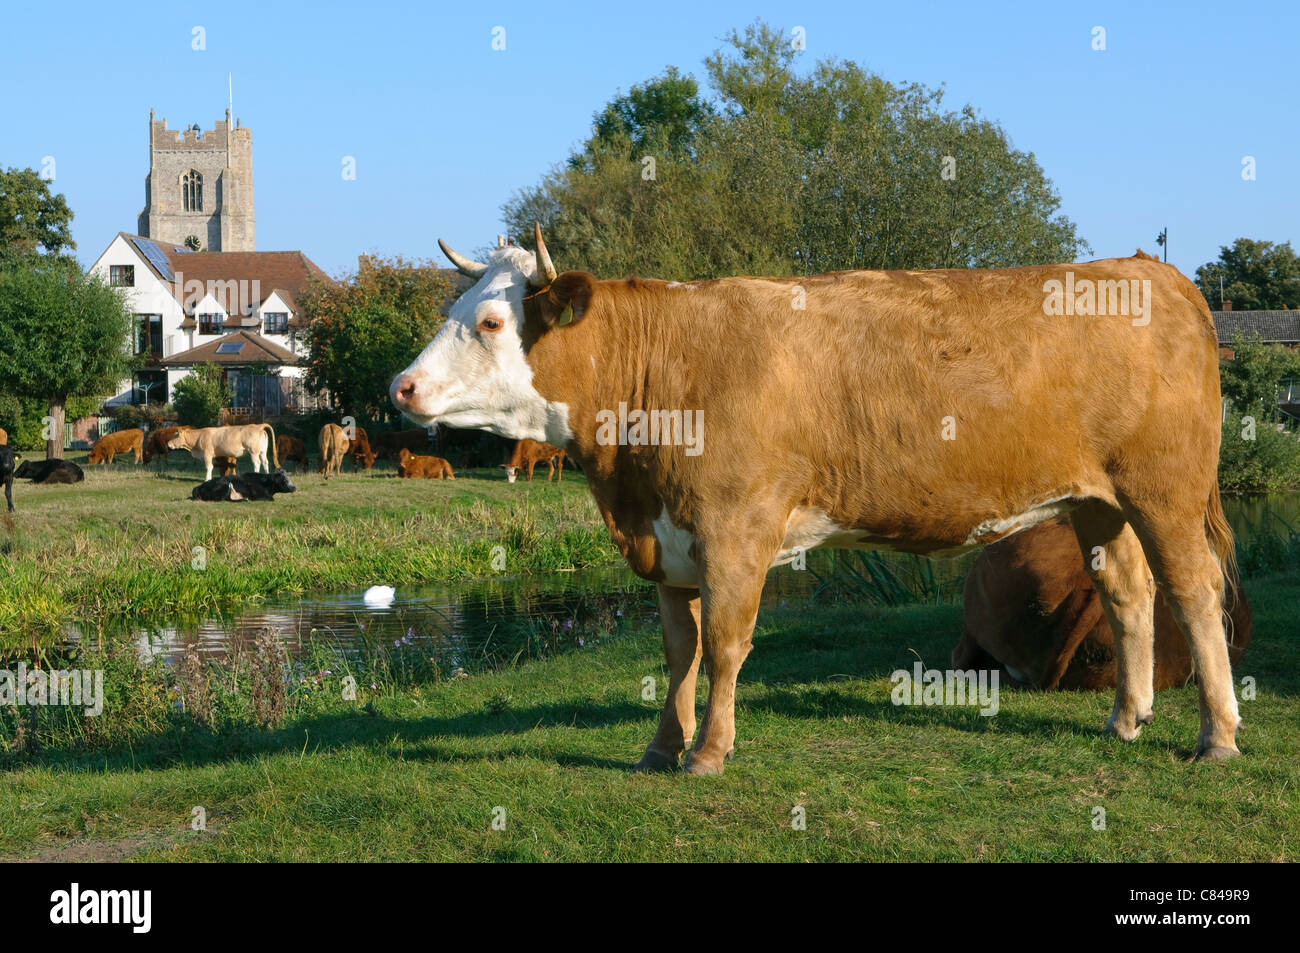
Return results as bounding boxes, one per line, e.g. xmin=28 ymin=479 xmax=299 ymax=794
xmin=138 ymin=109 xmax=255 ymax=252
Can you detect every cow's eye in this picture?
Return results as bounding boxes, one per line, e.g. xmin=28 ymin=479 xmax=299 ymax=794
xmin=479 ymin=317 xmax=503 ymax=333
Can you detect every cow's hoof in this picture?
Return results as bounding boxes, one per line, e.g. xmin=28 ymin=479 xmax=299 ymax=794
xmin=682 ymin=753 xmax=725 ymax=776
xmin=1103 ymin=717 xmax=1143 ymax=742
xmin=1194 ymin=744 xmax=1241 ymax=762
xmin=632 ymin=749 xmax=680 ymax=773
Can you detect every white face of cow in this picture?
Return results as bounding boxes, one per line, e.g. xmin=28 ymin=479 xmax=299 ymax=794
xmin=390 ymin=241 xmax=570 ymax=445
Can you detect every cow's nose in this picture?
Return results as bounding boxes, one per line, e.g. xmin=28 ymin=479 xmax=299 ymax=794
xmin=392 ymin=374 xmax=418 ymax=408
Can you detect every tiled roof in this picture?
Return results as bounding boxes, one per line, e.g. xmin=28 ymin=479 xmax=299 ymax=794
xmin=159 ymin=330 xmax=299 ymax=366
xmin=1213 ymin=310 xmax=1300 ymax=346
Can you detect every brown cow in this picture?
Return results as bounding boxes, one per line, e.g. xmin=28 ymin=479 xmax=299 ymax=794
xmin=397 ymin=448 xmax=454 ymax=479
xmin=392 ymin=229 xmax=1243 ymax=772
xmin=501 ymin=439 xmax=565 ymax=483
xmin=143 ymin=425 xmax=194 ymax=464
xmin=318 ymin=423 xmax=350 ymax=479
xmin=955 ymin=516 xmax=1251 ymax=691
xmin=370 ymin=428 xmax=431 ymax=461
xmin=0 ymin=427 xmax=7 ymax=445
xmin=277 ymin=435 xmax=310 ymax=473
xmin=214 ymin=455 xmax=239 ymax=477
xmin=87 ymin=428 xmax=145 ymax=465
xmin=350 ymin=427 xmax=376 ymax=470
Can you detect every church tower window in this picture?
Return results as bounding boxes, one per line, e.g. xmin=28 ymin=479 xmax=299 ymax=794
xmin=183 ymin=170 xmax=203 ymax=212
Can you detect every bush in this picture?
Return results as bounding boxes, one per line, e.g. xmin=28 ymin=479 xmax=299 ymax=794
xmin=171 ymin=363 xmax=230 ymax=427
xmin=1218 ymin=413 xmax=1300 ymax=494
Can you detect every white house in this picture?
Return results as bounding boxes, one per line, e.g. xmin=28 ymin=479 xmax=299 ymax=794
xmin=86 ymin=232 xmax=331 ymax=410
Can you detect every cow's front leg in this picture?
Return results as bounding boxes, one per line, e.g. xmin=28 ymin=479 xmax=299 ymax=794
xmin=683 ymin=533 xmax=774 ymax=776
xmin=634 ymin=584 xmax=702 ymax=772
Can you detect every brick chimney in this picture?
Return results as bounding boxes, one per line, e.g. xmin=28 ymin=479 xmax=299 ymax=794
xmin=1222 ymin=299 xmax=1232 ymax=311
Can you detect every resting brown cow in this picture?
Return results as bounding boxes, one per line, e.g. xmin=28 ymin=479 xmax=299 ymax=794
xmin=370 ymin=428 xmax=431 ymax=461
xmin=350 ymin=427 xmax=376 ymax=470
xmin=144 ymin=425 xmax=194 ymax=464
xmin=88 ymin=428 xmax=145 ymax=465
xmin=318 ymin=423 xmax=350 ymax=478
xmin=398 ymin=448 xmax=454 ymax=479
xmin=277 ymin=435 xmax=309 ymax=473
xmin=955 ymin=516 xmax=1252 ymax=691
xmin=501 ymin=439 xmax=565 ymax=483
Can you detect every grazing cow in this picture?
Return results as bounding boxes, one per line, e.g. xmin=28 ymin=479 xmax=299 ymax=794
xmin=87 ymin=428 xmax=145 ymax=465
xmin=277 ymin=435 xmax=310 ymax=473
xmin=370 ymin=428 xmax=432 ymax=461
xmin=397 ymin=448 xmax=455 ymax=479
xmin=143 ymin=425 xmax=194 ymax=464
xmin=318 ymin=423 xmax=351 ymax=478
xmin=501 ymin=439 xmax=565 ymax=483
xmin=167 ymin=424 xmax=279 ymax=481
xmin=391 ymin=228 xmax=1242 ymax=773
xmin=15 ymin=459 xmax=84 ymax=485
xmin=0 ymin=444 xmax=16 ymax=512
xmin=955 ymin=516 xmax=1252 ymax=691
xmin=192 ymin=470 xmax=296 ymax=502
xmin=350 ymin=427 xmax=377 ymax=470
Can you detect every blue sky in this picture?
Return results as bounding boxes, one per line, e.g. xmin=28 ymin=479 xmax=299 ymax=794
xmin=3 ymin=0 xmax=1296 ymax=285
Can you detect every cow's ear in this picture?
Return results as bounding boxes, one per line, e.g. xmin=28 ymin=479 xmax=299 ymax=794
xmin=541 ymin=271 xmax=596 ymax=328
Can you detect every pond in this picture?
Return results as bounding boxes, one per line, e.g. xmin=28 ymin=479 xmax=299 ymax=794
xmin=64 ymin=493 xmax=1296 ymax=677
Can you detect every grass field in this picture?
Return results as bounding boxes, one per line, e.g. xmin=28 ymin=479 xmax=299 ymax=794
xmin=1 ymin=569 xmax=1295 ymax=862
xmin=0 ymin=452 xmax=617 ymax=649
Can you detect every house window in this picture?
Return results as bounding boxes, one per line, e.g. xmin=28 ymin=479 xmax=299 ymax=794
xmin=134 ymin=314 xmax=162 ymax=356
xmin=110 ymin=265 xmax=135 ymax=287
xmin=263 ymin=312 xmax=289 ymax=334
xmin=133 ymin=370 xmax=167 ymax=406
xmin=183 ymin=170 xmax=203 ymax=212
xmin=199 ymin=313 xmax=224 ymax=335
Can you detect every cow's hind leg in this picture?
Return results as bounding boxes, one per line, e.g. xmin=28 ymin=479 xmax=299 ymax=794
xmin=1070 ymin=501 xmax=1155 ymax=740
xmin=1125 ymin=503 xmax=1240 ymax=759
xmin=634 ymin=584 xmax=703 ymax=772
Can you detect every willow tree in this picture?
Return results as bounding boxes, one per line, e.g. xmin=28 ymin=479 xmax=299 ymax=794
xmin=0 ymin=264 xmax=134 ymax=458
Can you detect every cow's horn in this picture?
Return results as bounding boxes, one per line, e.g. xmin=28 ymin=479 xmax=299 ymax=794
xmin=438 ymin=239 xmax=488 ymax=278
xmin=530 ymin=222 xmax=557 ymax=287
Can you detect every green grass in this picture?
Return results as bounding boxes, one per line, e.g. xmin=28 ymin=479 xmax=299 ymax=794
xmin=1 ymin=571 xmax=1295 ymax=862
xmin=0 ymin=453 xmax=618 ymax=648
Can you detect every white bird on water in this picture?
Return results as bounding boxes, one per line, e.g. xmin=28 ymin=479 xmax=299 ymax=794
xmin=363 ymin=585 xmax=395 ymax=607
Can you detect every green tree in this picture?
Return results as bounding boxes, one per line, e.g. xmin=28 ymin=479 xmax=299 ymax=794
xmin=0 ymin=264 xmax=134 ymax=458
xmin=299 ymin=257 xmax=454 ymax=423
xmin=0 ymin=167 xmax=76 ymax=267
xmin=171 ymin=363 xmax=230 ymax=427
xmin=1219 ymin=333 xmax=1300 ymax=420
xmin=504 ymin=20 xmax=1088 ymax=280
xmin=1195 ymin=239 xmax=1300 ymax=311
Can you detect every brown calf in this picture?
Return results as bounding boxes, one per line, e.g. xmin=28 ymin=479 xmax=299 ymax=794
xmin=350 ymin=427 xmax=377 ymax=470
xmin=88 ymin=428 xmax=145 ymax=465
xmin=398 ymin=448 xmax=454 ymax=479
xmin=277 ymin=435 xmax=310 ymax=473
xmin=955 ymin=516 xmax=1251 ymax=691
xmin=501 ymin=439 xmax=565 ymax=483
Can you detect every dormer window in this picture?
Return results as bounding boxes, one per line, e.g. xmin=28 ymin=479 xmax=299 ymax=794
xmin=263 ymin=312 xmax=288 ymax=334
xmin=183 ymin=170 xmax=203 ymax=212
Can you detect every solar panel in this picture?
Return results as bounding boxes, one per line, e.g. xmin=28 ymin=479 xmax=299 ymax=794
xmin=215 ymin=342 xmax=245 ymax=354
xmin=131 ymin=237 xmax=174 ymax=281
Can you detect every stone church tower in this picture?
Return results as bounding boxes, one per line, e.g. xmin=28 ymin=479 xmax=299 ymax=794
xmin=138 ymin=109 xmax=254 ymax=252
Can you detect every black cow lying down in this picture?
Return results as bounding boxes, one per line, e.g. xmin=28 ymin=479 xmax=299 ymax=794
xmin=191 ymin=470 xmax=296 ymax=502
xmin=0 ymin=445 xmax=16 ymax=512
xmin=15 ymin=459 xmax=85 ymax=484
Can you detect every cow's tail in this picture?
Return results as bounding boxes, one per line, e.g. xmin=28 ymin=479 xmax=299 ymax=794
xmin=1206 ymin=481 xmax=1239 ymax=624
xmin=264 ymin=423 xmax=280 ymax=469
